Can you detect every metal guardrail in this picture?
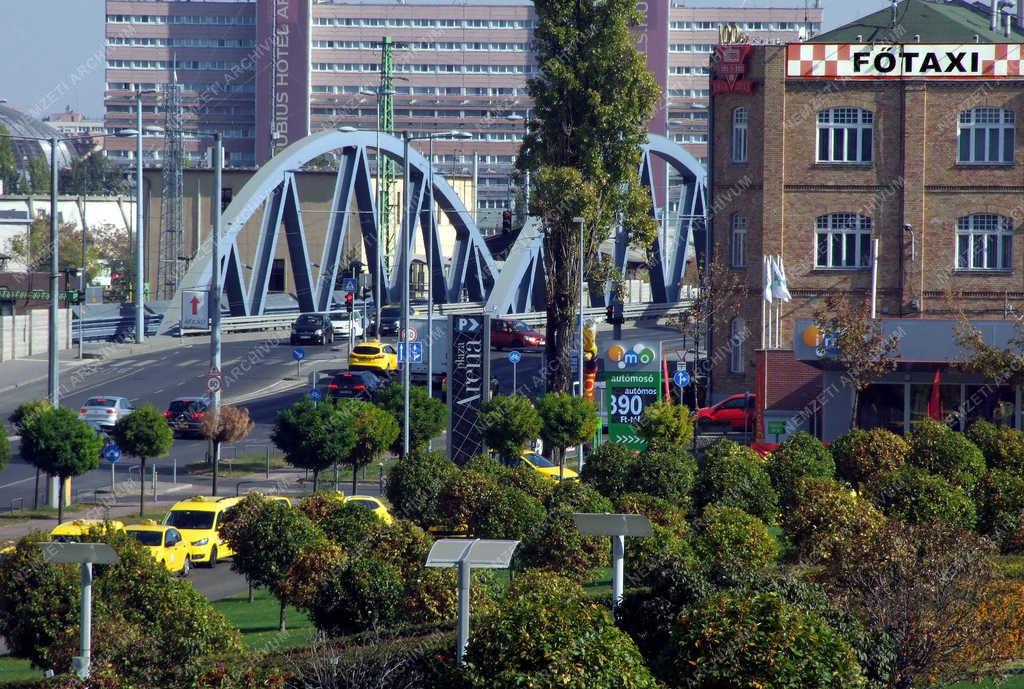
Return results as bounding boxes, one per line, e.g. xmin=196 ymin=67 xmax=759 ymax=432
xmin=7 ymin=497 xmax=23 ymax=514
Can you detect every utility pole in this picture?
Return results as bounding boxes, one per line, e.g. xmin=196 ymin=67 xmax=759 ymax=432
xmin=209 ymin=133 xmax=223 ymax=496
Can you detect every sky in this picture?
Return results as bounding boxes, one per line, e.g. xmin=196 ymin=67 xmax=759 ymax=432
xmin=0 ymin=0 xmax=889 ymax=119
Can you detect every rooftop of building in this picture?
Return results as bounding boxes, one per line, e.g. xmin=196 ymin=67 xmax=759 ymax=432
xmin=813 ymin=0 xmax=1024 ymax=43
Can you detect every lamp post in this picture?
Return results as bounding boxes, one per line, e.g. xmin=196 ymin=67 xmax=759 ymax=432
xmin=573 ymin=216 xmax=585 ymax=471
xmin=506 ymin=110 xmax=531 ymax=209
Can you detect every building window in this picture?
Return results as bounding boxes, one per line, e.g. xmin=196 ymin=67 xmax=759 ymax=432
xmin=815 ymin=213 xmax=872 ymax=269
xmin=958 ymin=107 xmax=1015 ymax=164
xmin=730 ymin=214 xmax=747 ymax=267
xmin=731 ymin=107 xmax=748 ymax=163
xmin=730 ymin=318 xmax=745 ymax=374
xmin=956 ymin=214 xmax=1012 ymax=270
xmin=816 ymin=108 xmax=873 ymax=163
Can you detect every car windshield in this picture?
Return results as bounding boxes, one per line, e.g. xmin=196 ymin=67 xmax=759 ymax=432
xmin=333 ymin=374 xmax=370 ymax=389
xmin=130 ymin=531 xmax=163 ymax=547
xmin=168 ymin=400 xmax=205 ymax=414
xmin=353 ymin=345 xmax=380 ymax=355
xmin=164 ymin=510 xmax=215 ymax=530
xmin=380 ymin=308 xmax=401 ymax=319
xmin=296 ymin=314 xmax=319 ymax=325
xmin=85 ymin=397 xmax=115 ymax=407
xmin=347 ymin=499 xmax=379 ymax=510
xmin=522 ymin=452 xmax=556 ymax=468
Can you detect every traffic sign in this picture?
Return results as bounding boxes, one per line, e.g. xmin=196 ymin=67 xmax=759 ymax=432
xmin=342 ymin=277 xmax=359 ymax=293
xmin=605 ymin=370 xmax=662 ymax=450
xmin=292 ymin=347 xmax=305 ymax=362
xmin=102 ymin=443 xmax=121 ymax=463
xmin=206 ymin=375 xmax=222 ymax=394
xmin=673 ymin=370 xmax=690 ymax=388
xmin=402 ymin=327 xmax=418 ymax=342
xmin=309 ymin=388 xmax=323 ymax=402
xmin=180 ymin=290 xmax=208 ymax=330
xmin=398 ymin=341 xmax=424 ymax=363
xmin=508 ymin=350 xmax=522 ymax=365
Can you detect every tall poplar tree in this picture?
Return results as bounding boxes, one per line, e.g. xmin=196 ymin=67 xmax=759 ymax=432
xmin=520 ymin=0 xmax=659 ymax=392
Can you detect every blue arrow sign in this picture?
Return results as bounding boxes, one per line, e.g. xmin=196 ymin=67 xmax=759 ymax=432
xmin=309 ymin=388 xmax=323 ymax=402
xmin=397 ymin=342 xmax=424 ymax=363
xmin=508 ymin=350 xmax=522 ymax=365
xmin=102 ymin=443 xmax=121 ymax=463
xmin=292 ymin=347 xmax=305 ymax=362
xmin=673 ymin=370 xmax=690 ymax=388
xmin=341 ymin=277 xmax=359 ymax=293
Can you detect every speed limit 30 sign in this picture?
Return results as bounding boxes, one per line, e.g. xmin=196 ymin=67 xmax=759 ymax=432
xmin=605 ymin=371 xmax=661 ymax=449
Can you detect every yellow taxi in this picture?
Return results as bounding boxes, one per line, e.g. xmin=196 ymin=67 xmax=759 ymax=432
xmin=348 ymin=341 xmax=399 ymax=374
xmin=510 ymin=450 xmax=580 ymax=482
xmin=49 ymin=519 xmax=127 ymax=543
xmin=162 ymin=496 xmax=241 ymax=568
xmin=0 ymin=541 xmax=15 ymax=556
xmin=241 ymin=491 xmax=293 ymax=508
xmin=344 ymin=495 xmax=394 ymax=524
xmin=125 ymin=520 xmax=192 ymax=577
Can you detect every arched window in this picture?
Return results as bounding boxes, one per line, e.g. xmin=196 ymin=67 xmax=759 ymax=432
xmin=730 ymin=318 xmax=746 ymax=374
xmin=816 ymin=108 xmax=873 ymax=163
xmin=815 ymin=213 xmax=872 ymax=269
xmin=958 ymin=107 xmax=1015 ymax=163
xmin=731 ymin=107 xmax=748 ymax=163
xmin=956 ymin=214 xmax=1012 ymax=270
xmin=730 ymin=214 xmax=747 ymax=267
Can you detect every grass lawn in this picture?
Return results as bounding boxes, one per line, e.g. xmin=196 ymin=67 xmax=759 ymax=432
xmin=212 ymin=587 xmax=314 ymax=652
xmin=0 ymin=657 xmax=38 ymax=684
xmin=950 ymin=673 xmax=1024 ymax=688
xmin=186 ymin=453 xmax=287 ymax=478
xmin=0 ymin=503 xmax=90 ymax=527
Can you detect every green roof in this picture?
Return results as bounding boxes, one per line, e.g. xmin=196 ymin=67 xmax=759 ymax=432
xmin=813 ymin=0 xmax=1024 ymax=43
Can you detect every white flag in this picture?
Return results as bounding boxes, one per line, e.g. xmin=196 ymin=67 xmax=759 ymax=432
xmin=763 ymin=256 xmax=773 ymax=304
xmin=771 ymin=255 xmax=792 ymax=302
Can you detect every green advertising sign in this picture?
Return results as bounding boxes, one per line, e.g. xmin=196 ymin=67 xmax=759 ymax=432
xmin=605 ymin=370 xmax=662 ymax=449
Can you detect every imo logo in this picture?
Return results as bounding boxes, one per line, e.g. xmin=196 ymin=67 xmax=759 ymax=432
xmin=607 ymin=343 xmax=657 ymax=369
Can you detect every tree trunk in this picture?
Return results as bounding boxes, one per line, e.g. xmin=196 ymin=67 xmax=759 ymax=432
xmin=312 ymin=469 xmax=319 ymax=494
xmin=57 ymin=476 xmax=64 ymax=524
xmin=139 ymin=457 xmax=147 ymax=517
xmin=351 ymin=462 xmax=359 ymax=497
xmin=33 ymin=468 xmax=39 ymax=510
xmin=544 ymin=228 xmax=575 ymax=394
xmin=279 ymin=599 xmax=287 ymax=633
xmin=211 ymin=439 xmax=220 ymax=497
xmin=555 ymin=447 xmax=565 ymax=482
xmin=248 ymin=581 xmax=254 ymax=604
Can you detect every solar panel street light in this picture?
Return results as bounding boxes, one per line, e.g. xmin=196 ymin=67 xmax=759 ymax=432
xmin=572 ymin=513 xmax=652 ymax=611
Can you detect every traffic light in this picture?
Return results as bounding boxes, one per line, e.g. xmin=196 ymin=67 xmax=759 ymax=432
xmin=605 ymin=300 xmax=624 ymax=325
xmin=344 ymin=292 xmax=354 ymax=314
xmin=502 ymin=210 xmax=512 ymax=233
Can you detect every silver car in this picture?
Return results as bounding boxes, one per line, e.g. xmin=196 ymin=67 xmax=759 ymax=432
xmin=78 ymin=395 xmax=135 ymax=432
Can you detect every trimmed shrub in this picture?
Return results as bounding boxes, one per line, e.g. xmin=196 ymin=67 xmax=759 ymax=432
xmin=580 ymin=442 xmax=635 ymax=499
xmin=975 ymin=470 xmax=1024 ymax=551
xmin=766 ymin=431 xmax=835 ymax=508
xmin=624 ymin=523 xmax=693 ymax=587
xmin=319 ymin=500 xmax=384 ymax=552
xmin=297 ymin=491 xmax=346 ymax=525
xmin=689 ymin=504 xmax=778 ymax=575
xmin=309 ymin=554 xmax=406 ymax=635
xmin=478 ymin=394 xmax=542 ymax=459
xmin=968 ymin=420 xmax=1024 ymax=475
xmin=626 ymin=443 xmax=697 ymax=506
xmin=831 ymin=427 xmax=909 ymax=488
xmin=906 ymin=419 xmax=986 ymax=490
xmin=615 ymin=492 xmax=688 ymax=534
xmin=468 ymin=485 xmax=547 ymax=541
xmin=544 ymin=478 xmax=614 ymax=513
xmin=872 ymin=466 xmax=978 ymax=530
xmin=783 ymin=477 xmax=886 ymax=563
xmin=520 ymin=481 xmax=613 ymax=580
xmin=438 ymin=470 xmax=496 ymax=531
xmin=694 ymin=440 xmax=778 ymax=522
xmin=385 ymin=450 xmax=459 ymax=527
xmin=636 ymin=401 xmax=694 ymax=447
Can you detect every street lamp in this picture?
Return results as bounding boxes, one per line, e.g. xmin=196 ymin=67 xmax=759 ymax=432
xmin=506 ymin=111 xmax=531 ymax=206
xmin=573 ymin=216 xmax=585 ymax=471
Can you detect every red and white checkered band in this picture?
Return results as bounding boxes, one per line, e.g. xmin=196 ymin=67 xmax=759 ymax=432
xmin=785 ymin=43 xmax=1024 ymax=79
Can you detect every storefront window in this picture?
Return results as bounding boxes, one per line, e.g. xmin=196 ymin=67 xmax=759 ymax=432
xmin=964 ymin=385 xmax=1016 ymax=428
xmin=857 ymin=384 xmax=904 ymax=434
xmin=909 ymin=384 xmax=963 ymax=430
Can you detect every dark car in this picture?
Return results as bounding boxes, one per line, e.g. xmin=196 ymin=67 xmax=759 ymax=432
xmin=164 ymin=397 xmax=209 ymax=437
xmin=373 ymin=306 xmax=416 ymax=337
xmin=491 ymin=319 xmax=545 ymax=351
xmin=290 ymin=313 xmax=334 ymax=345
xmin=327 ymin=370 xmax=388 ymax=401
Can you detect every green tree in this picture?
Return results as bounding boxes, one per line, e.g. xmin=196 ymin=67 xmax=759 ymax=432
xmin=636 ymin=401 xmax=694 ymax=447
xmin=906 ymin=418 xmax=987 ymax=491
xmin=341 ymin=399 xmax=399 ymax=496
xmin=694 ymin=440 xmax=779 ymax=522
xmin=385 ymin=450 xmax=459 ymax=527
xmin=28 ymin=155 xmax=49 ymax=193
xmin=580 ymin=442 xmax=634 ymax=499
xmin=9 ymin=400 xmax=52 ymax=510
xmin=535 ymin=392 xmax=599 ymax=480
xmin=271 ymin=399 xmax=356 ymax=493
xmin=377 ymin=384 xmax=447 ymax=454
xmin=625 ymin=443 xmax=697 ymax=505
xmin=20 ymin=407 xmax=103 ymax=523
xmin=521 ymin=0 xmax=659 ymax=393
xmin=220 ymin=495 xmax=324 ymax=631
xmin=689 ymin=504 xmax=778 ymax=576
xmin=0 ymin=124 xmax=17 ymax=193
xmin=112 ymin=404 xmax=174 ymax=516
xmin=784 ymin=477 xmax=885 ymax=563
xmin=478 ymin=394 xmax=541 ymax=460
xmin=765 ymin=431 xmax=835 ymax=509
xmin=61 ymin=151 xmax=126 ymax=195
xmin=872 ymin=465 xmax=978 ymax=530
xmin=200 ymin=404 xmax=254 ymax=497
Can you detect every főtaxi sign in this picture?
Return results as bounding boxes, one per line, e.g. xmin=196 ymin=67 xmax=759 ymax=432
xmin=787 ymin=44 xmax=1024 ymax=80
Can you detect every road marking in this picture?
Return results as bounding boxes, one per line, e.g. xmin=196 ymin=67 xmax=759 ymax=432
xmin=0 ymin=476 xmax=36 ymax=490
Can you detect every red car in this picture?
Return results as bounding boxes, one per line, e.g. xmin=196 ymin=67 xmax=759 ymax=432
xmin=695 ymin=393 xmax=757 ymax=432
xmin=491 ymin=319 xmax=545 ymax=351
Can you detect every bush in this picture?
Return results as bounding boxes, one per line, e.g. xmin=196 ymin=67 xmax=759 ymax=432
xmin=623 ymin=523 xmax=693 ymax=587
xmin=478 ymin=395 xmax=542 ymax=459
xmin=661 ymin=591 xmax=866 ymax=689
xmin=580 ymin=443 xmax=635 ymax=499
xmin=309 ymin=554 xmax=405 ymax=635
xmin=615 ymin=493 xmax=689 ymax=533
xmin=319 ymin=501 xmax=384 ymax=552
xmin=635 ymin=401 xmax=694 ymax=447
xmin=906 ymin=419 xmax=986 ymax=490
xmin=766 ymin=432 xmax=835 ymax=508
xmin=545 ymin=478 xmax=615 ymax=513
xmin=297 ymin=491 xmax=345 ymax=525
xmin=975 ymin=470 xmax=1024 ymax=551
xmin=968 ymin=420 xmax=1024 ymax=475
xmin=377 ymin=383 xmax=447 ymax=454
xmin=694 ymin=440 xmax=778 ymax=522
xmin=438 ymin=470 xmax=496 ymax=531
xmin=690 ymin=504 xmax=778 ymax=575
xmin=783 ymin=477 xmax=886 ymax=563
xmin=625 ymin=443 xmax=697 ymax=506
xmin=468 ymin=484 xmax=547 ymax=540
xmin=831 ymin=427 xmax=909 ymax=487
xmin=519 ymin=481 xmax=614 ymax=580
xmin=386 ymin=450 xmax=459 ymax=527
xmin=872 ymin=466 xmax=978 ymax=530
xmin=463 ymin=573 xmax=660 ymax=689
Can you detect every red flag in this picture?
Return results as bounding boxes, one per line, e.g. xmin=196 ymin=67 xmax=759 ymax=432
xmin=927 ymin=369 xmax=943 ymax=421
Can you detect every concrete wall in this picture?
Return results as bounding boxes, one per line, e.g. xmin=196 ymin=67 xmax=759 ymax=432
xmin=0 ymin=308 xmax=72 ymax=362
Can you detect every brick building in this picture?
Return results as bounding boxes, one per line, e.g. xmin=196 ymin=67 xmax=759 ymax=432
xmin=709 ymin=0 xmax=1024 ymax=440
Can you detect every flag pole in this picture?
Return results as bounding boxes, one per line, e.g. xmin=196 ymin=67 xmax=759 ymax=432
xmin=761 ymin=256 xmax=767 ymax=349
xmin=775 ymin=256 xmax=781 ymax=349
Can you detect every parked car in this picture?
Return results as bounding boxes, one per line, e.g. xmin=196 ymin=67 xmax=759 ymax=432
xmin=326 ymin=310 xmax=365 ymax=338
xmin=348 ymin=340 xmax=399 ymax=375
xmin=491 ymin=319 xmax=545 ymax=351
xmin=373 ymin=306 xmax=418 ymax=337
xmin=125 ymin=521 xmax=192 ymax=577
xmin=290 ymin=313 xmax=335 ymax=345
xmin=695 ymin=393 xmax=757 ymax=432
xmin=504 ymin=450 xmax=579 ymax=481
xmin=344 ymin=495 xmax=394 ymax=524
xmin=49 ymin=519 xmax=126 ymax=543
xmin=327 ymin=370 xmax=388 ymax=401
xmin=78 ymin=395 xmax=135 ymax=432
xmin=164 ymin=397 xmax=209 ymax=437
xmin=162 ymin=495 xmax=242 ymax=568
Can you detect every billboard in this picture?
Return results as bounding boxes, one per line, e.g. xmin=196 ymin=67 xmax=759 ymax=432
xmin=606 ymin=370 xmax=662 ymax=449
xmin=448 ymin=314 xmax=491 ymax=465
xmin=256 ymin=0 xmax=311 ymax=163
xmin=787 ymin=43 xmax=1024 ymax=80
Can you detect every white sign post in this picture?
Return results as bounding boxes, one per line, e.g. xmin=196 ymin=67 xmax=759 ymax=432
xmin=180 ymin=290 xmax=209 ymax=330
xmin=572 ymin=513 xmax=652 ymax=612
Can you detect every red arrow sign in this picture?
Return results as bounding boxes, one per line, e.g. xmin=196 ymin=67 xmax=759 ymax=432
xmin=190 ymin=295 xmax=200 ymax=315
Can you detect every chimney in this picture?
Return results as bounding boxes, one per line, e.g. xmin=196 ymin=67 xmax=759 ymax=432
xmin=1007 ymin=12 xmax=1013 ymax=37
xmin=993 ymin=0 xmax=1000 ymax=31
